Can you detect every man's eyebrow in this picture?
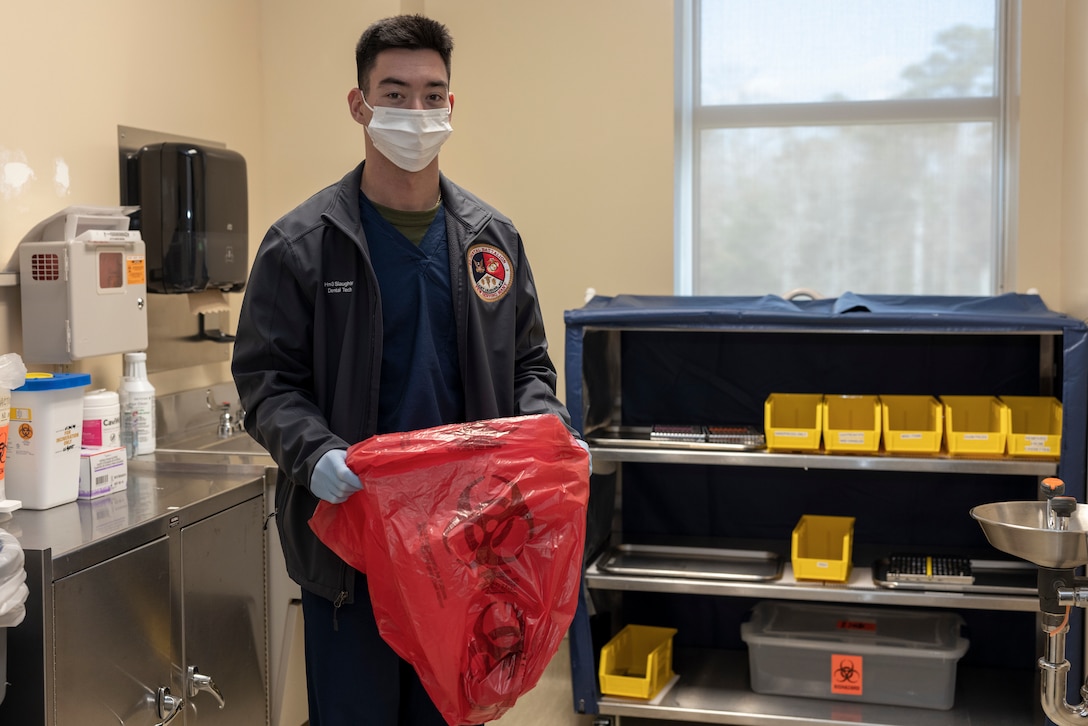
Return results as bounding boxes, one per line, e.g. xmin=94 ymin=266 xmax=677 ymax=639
xmin=375 ymin=76 xmax=449 ymax=90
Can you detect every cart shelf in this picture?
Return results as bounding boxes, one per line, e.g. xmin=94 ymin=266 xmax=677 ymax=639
xmin=597 ymin=649 xmax=1034 ymax=726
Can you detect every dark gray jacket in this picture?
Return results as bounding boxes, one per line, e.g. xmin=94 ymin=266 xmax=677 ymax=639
xmin=232 ymin=163 xmax=571 ymax=603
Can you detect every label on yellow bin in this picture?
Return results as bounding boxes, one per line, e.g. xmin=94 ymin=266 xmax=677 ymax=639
xmin=831 ymin=653 xmax=863 ymax=696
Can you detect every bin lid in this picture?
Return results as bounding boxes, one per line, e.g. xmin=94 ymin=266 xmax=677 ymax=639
xmin=743 ymin=601 xmax=966 ymax=653
xmin=13 ymin=372 xmax=92 ymax=392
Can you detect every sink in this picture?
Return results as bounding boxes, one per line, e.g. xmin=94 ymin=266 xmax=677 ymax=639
xmin=156 ymin=431 xmax=270 ymax=457
xmin=192 ymin=435 xmax=269 ymax=455
xmin=971 ymin=500 xmax=1088 ymax=569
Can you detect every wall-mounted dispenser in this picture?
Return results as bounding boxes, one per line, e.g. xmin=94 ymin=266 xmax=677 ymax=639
xmin=18 ymin=206 xmax=148 ymax=364
xmin=122 ymin=141 xmax=248 ymax=294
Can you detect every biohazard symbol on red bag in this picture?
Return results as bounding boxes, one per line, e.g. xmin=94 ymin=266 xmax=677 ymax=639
xmin=467 ymin=598 xmax=525 ymax=677
xmin=443 ymin=476 xmax=536 ymax=566
xmin=444 ymin=476 xmax=535 ymax=684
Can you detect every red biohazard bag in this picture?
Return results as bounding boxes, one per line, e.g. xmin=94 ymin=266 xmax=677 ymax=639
xmin=308 ymin=414 xmax=589 ymax=725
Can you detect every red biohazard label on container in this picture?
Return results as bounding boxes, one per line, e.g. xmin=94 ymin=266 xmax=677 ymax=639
xmin=831 ymin=653 xmax=863 ymax=696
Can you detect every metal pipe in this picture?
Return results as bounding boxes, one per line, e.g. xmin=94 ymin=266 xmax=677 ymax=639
xmin=1040 ymin=612 xmax=1088 ymax=724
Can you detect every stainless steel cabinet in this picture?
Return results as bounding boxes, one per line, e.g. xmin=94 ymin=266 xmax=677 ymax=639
xmin=54 ymin=537 xmax=173 ymax=725
xmin=0 ymin=466 xmax=268 ymax=726
xmin=51 ymin=494 xmax=266 ymax=725
xmin=563 ymin=294 xmax=1088 ymax=726
xmin=179 ymin=495 xmax=267 ymax=725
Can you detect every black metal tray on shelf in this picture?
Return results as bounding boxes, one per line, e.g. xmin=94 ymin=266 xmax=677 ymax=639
xmin=596 ymin=544 xmax=784 ymax=582
xmin=871 ymin=558 xmax=1037 ymax=595
xmin=588 ymin=426 xmax=765 ymax=451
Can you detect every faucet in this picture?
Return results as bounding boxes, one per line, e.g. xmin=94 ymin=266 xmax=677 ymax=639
xmin=206 ymin=389 xmax=245 ymax=438
xmin=216 ymin=404 xmax=235 ymax=438
xmin=1044 ymin=477 xmax=1075 ymax=531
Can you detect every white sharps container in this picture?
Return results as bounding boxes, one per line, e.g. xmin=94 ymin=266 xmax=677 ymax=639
xmin=119 ymin=352 xmax=155 ymax=456
xmin=6 ymin=372 xmax=92 ymax=509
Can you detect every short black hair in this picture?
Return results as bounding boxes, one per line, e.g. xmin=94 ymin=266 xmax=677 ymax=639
xmin=355 ymin=14 xmax=454 ymax=94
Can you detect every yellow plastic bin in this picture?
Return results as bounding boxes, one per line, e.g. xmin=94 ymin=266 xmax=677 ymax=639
xmin=764 ymin=394 xmax=824 ymax=451
xmin=940 ymin=395 xmax=1009 ymax=456
xmin=792 ymin=515 xmax=855 ymax=582
xmin=1001 ymin=395 xmax=1062 ymax=457
xmin=599 ymin=624 xmax=678 ymax=699
xmin=881 ymin=395 xmax=943 ymax=454
xmin=822 ymin=395 xmax=881 ymax=453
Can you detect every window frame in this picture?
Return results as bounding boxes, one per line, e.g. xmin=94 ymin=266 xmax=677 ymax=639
xmin=673 ymin=0 xmax=1020 ymax=297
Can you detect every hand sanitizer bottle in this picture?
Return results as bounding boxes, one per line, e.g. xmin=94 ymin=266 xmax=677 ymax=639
xmin=119 ymin=352 xmax=156 ymax=456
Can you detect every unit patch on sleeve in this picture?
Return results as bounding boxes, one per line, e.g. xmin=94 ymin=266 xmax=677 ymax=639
xmin=467 ymin=244 xmax=512 ymax=302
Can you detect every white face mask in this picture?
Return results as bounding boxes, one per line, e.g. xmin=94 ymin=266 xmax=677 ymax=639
xmin=361 ymin=93 xmax=453 ymax=172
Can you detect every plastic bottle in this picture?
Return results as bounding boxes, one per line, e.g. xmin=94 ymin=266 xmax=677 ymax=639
xmin=118 ymin=352 xmax=156 ymax=456
xmin=83 ymin=389 xmax=121 ymax=450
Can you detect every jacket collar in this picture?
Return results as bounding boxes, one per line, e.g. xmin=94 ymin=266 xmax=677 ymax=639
xmin=322 ymin=161 xmax=493 ymax=242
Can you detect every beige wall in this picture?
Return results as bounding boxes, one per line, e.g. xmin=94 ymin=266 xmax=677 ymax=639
xmin=256 ymin=0 xmax=675 ymax=398
xmin=1016 ymin=1 xmax=1067 ymax=304
xmin=0 ymin=0 xmax=264 ymax=394
xmin=1061 ymin=1 xmax=1088 ymax=315
xmin=0 ymin=1 xmax=1082 ymax=403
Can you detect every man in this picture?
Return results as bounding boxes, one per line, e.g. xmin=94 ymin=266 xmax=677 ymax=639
xmin=231 ymin=14 xmax=577 ymax=726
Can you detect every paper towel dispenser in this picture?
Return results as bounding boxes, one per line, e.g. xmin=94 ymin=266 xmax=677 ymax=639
xmin=125 ymin=142 xmax=248 ymax=294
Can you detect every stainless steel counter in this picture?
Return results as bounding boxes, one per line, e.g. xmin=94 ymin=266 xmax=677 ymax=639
xmin=3 ymin=456 xmax=267 ymax=580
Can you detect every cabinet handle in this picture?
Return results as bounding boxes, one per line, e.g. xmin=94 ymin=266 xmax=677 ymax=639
xmin=155 ymin=686 xmax=184 ymax=725
xmin=187 ymin=665 xmax=226 ymax=709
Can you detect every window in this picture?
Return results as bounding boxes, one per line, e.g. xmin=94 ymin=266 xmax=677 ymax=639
xmin=675 ymin=0 xmax=1015 ymax=297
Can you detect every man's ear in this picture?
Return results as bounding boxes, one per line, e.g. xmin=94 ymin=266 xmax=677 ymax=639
xmin=348 ymin=88 xmax=367 ymax=125
xmin=448 ymin=91 xmax=455 ymax=118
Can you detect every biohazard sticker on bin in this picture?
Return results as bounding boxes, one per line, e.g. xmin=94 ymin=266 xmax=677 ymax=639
xmin=309 ymin=413 xmax=589 ymax=726
xmin=831 ymin=653 xmax=863 ymax=696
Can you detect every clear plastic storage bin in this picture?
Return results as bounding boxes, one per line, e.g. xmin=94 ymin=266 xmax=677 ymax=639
xmin=741 ymin=601 xmax=968 ymax=710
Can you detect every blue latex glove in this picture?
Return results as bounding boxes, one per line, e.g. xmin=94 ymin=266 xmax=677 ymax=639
xmin=310 ymin=448 xmax=362 ymax=503
xmin=575 ymin=437 xmax=592 ymax=475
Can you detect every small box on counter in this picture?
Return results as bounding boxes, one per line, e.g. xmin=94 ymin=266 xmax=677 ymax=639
xmin=78 ymin=446 xmax=127 ymax=499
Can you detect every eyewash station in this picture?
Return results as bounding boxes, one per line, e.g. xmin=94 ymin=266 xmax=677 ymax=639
xmin=974 ymin=478 xmax=1088 ymax=726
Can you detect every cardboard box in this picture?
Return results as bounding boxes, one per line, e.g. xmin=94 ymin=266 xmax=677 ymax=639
xmin=78 ymin=446 xmax=127 ymax=499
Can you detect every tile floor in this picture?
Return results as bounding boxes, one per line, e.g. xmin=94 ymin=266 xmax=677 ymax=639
xmin=280 ymin=635 xmax=594 ymax=726
xmin=492 ymin=639 xmax=595 ymax=726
